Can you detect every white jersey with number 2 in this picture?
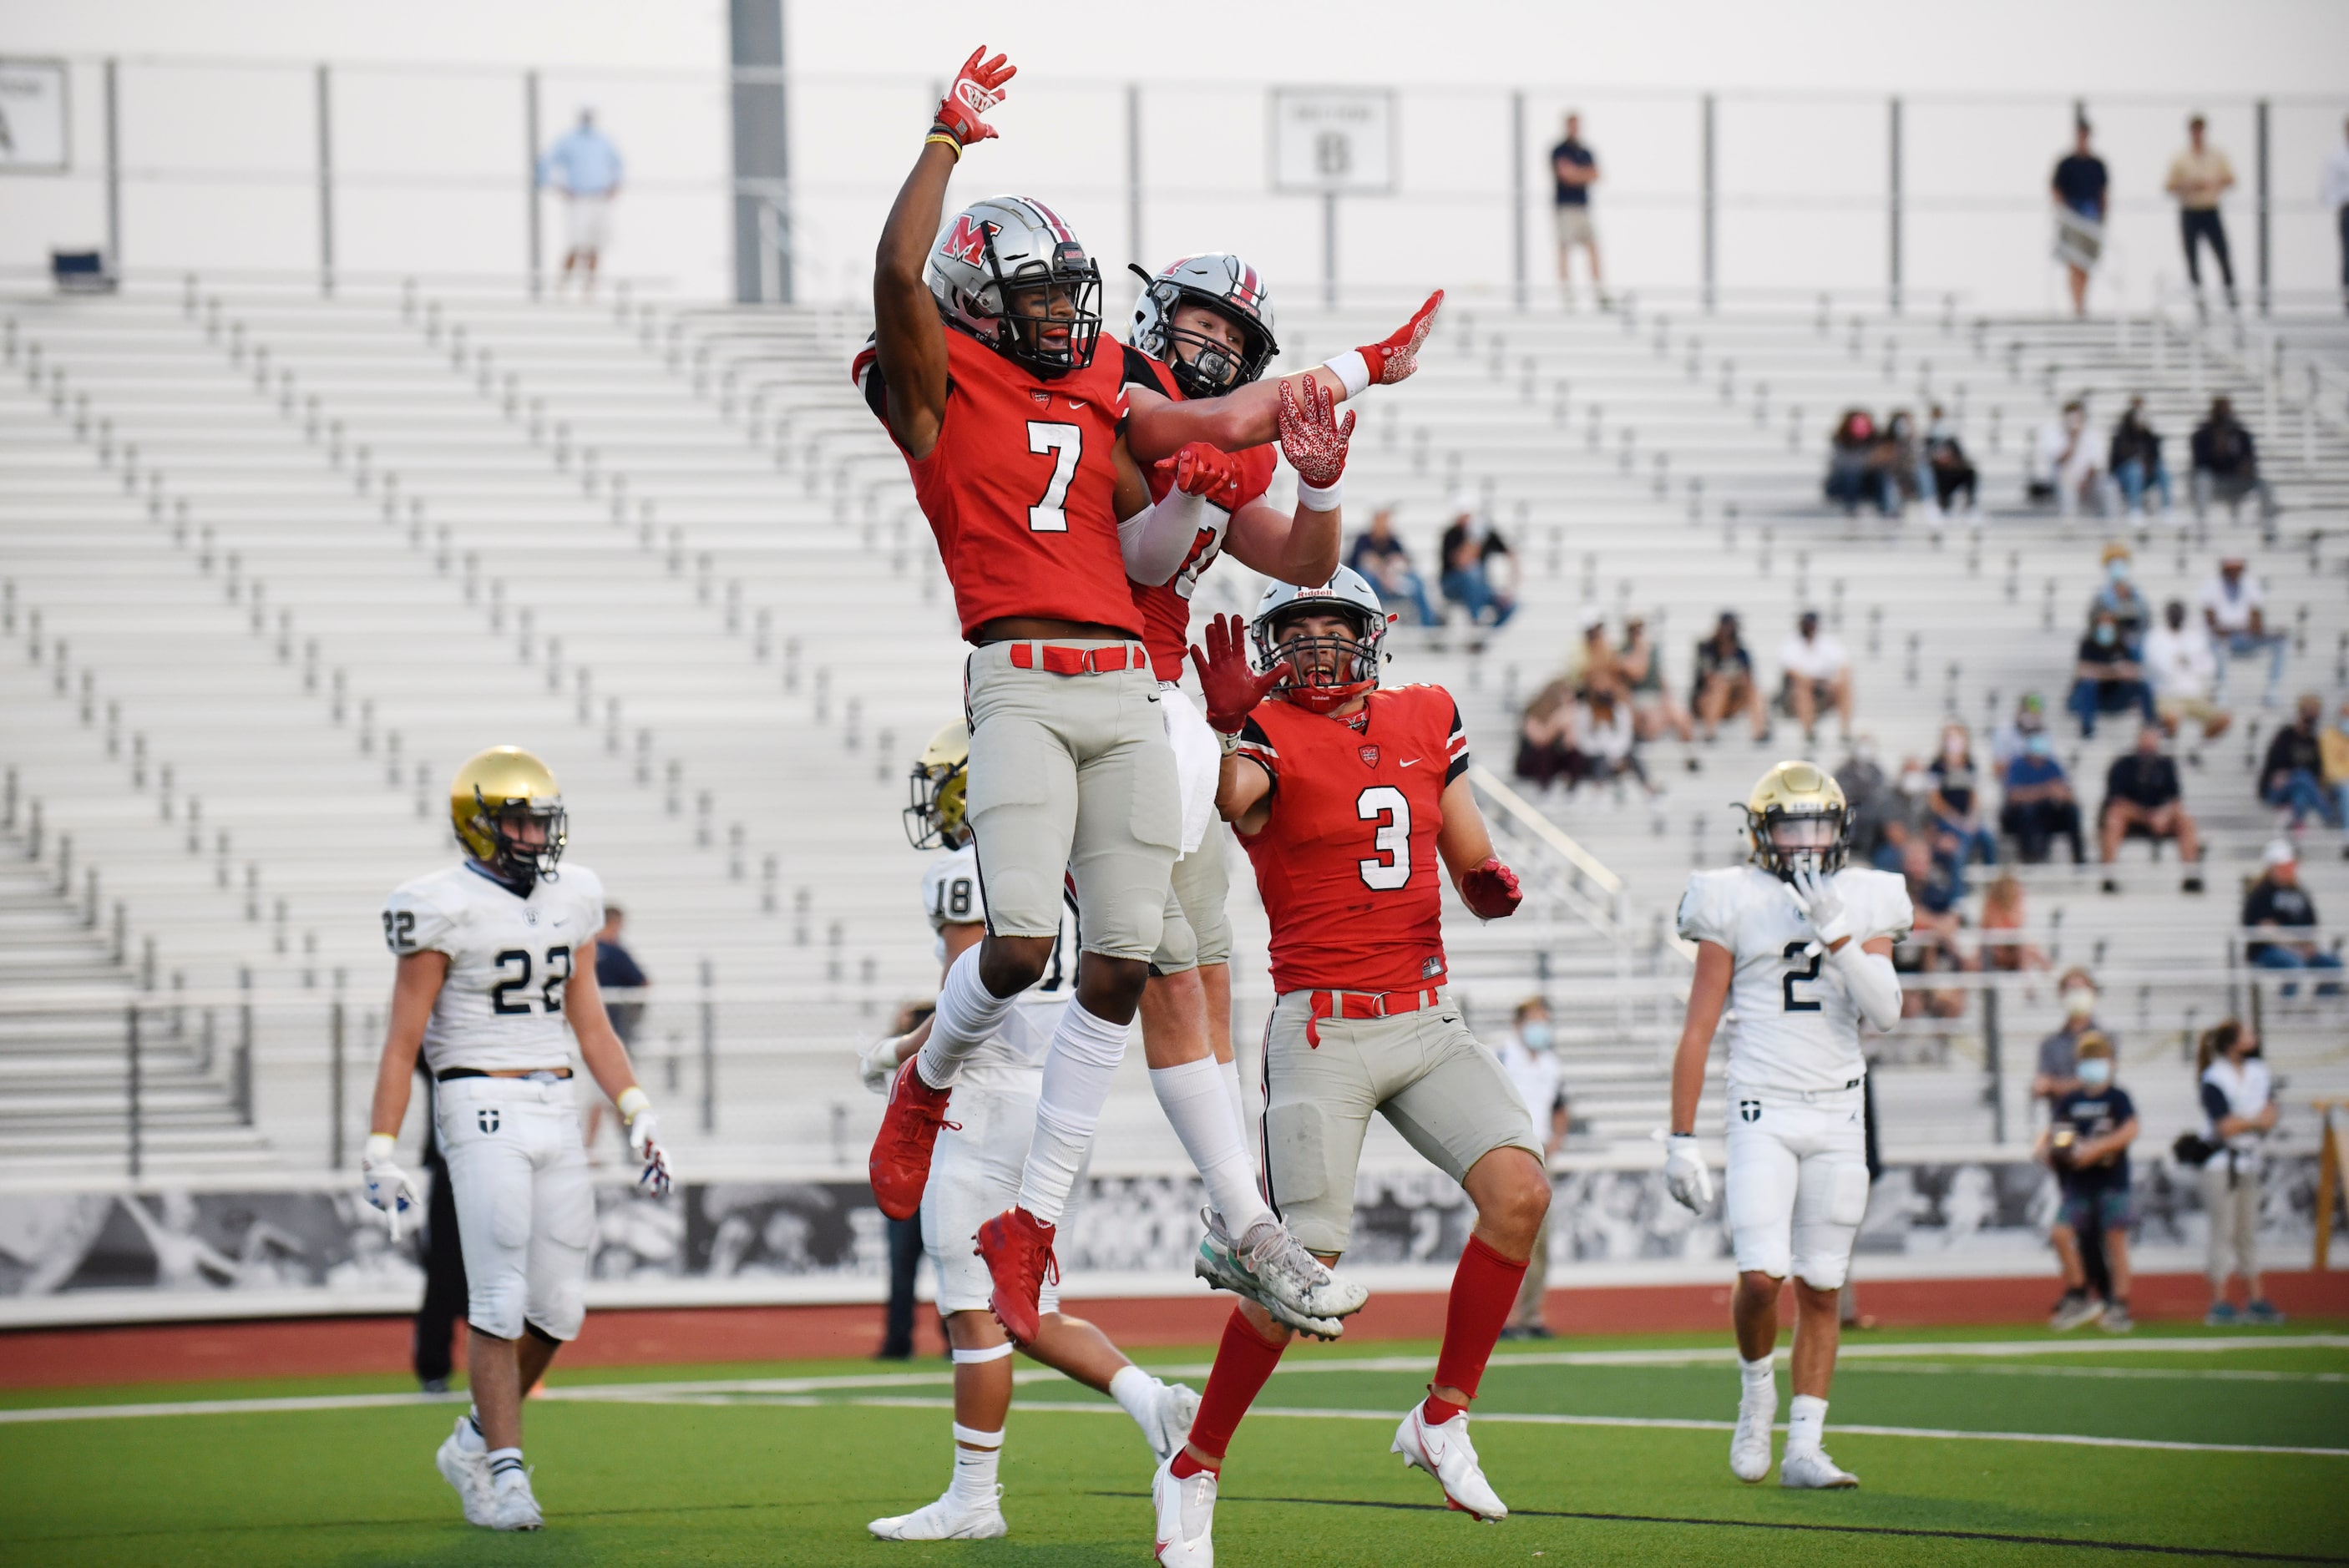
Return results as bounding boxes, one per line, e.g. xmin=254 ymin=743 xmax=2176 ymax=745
xmin=1676 ymin=863 xmax=1913 ymax=1095
xmin=382 ymin=860 xmax=606 ymax=1075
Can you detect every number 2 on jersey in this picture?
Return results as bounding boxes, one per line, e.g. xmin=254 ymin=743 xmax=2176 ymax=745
xmin=1780 ymin=940 xmax=1823 ymax=1012
xmin=490 ymin=945 xmax=573 ymax=1015
xmin=1356 ymin=786 xmax=1410 ymax=889
xmin=1025 ymin=422 xmax=1081 ymax=533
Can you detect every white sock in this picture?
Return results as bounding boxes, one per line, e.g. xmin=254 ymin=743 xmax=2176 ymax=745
xmin=486 ymin=1446 xmax=525 ymax=1483
xmin=1786 ymin=1393 xmax=1827 ymax=1455
xmin=916 ymin=945 xmax=1017 ymax=1090
xmin=949 ymin=1424 xmax=1001 ymax=1505
xmin=1740 ymin=1354 xmax=1777 ymax=1405
xmin=1015 ymin=1001 xmax=1130 ymax=1226
xmin=1219 ymin=1058 xmax=1254 ymax=1162
xmin=1108 ymin=1363 xmax=1162 ymax=1436
xmin=458 ymin=1409 xmax=487 ymax=1452
xmin=1151 ymin=1057 xmax=1272 ymax=1237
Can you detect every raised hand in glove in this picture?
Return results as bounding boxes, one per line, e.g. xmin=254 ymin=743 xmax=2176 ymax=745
xmin=1664 ymin=1134 xmax=1714 ymax=1212
xmin=1157 ymin=443 xmax=1245 ymax=509
xmin=1278 ymin=378 xmax=1356 ymax=494
xmin=1359 ymin=290 xmax=1445 ymax=386
xmin=1458 ymin=856 xmax=1522 ymax=920
xmin=1189 ymin=612 xmax=1283 ymax=735
xmin=931 ymin=48 xmax=1016 ymax=149
xmin=1785 ymin=863 xmax=1852 ymax=951
xmin=361 ymin=1134 xmax=423 ymax=1240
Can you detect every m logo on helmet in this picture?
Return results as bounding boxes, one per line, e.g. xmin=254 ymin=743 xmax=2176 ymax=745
xmin=940 ymin=215 xmax=994 ymax=266
xmin=478 ymin=1107 xmax=501 ymax=1134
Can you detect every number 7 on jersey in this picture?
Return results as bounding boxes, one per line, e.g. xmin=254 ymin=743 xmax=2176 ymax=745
xmin=1026 ymin=422 xmax=1081 ymax=532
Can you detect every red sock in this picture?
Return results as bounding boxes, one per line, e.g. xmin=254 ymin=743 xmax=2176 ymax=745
xmin=1422 ymin=1235 xmax=1526 ymax=1425
xmin=1177 ymin=1307 xmax=1289 ymax=1473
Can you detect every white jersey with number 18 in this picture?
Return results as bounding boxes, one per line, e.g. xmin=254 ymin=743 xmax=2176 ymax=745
xmin=919 ymin=845 xmax=1075 ymax=1086
xmin=382 ymin=860 xmax=606 ymax=1075
xmin=1677 ymin=863 xmax=1912 ymax=1096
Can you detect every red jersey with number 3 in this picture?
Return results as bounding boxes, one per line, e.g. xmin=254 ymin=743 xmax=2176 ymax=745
xmin=854 ymin=326 xmax=1137 ymax=639
xmin=1233 ymin=684 xmax=1470 ymax=993
xmin=1121 ymin=345 xmax=1278 ymax=681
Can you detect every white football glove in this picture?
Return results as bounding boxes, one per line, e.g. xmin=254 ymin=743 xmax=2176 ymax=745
xmin=1663 ymin=1133 xmax=1714 ymax=1213
xmin=361 ymin=1134 xmax=423 ymax=1240
xmin=618 ymin=1089 xmax=674 ymax=1196
xmin=1785 ymin=863 xmax=1852 ymax=952
xmin=859 ymin=1034 xmax=906 ymax=1096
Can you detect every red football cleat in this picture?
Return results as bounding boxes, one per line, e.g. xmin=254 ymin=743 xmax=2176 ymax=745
xmin=975 ymin=1206 xmax=1057 ymax=1346
xmin=868 ymin=1059 xmax=953 ymax=1221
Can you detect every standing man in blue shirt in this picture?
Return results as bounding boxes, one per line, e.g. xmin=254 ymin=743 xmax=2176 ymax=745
xmin=2050 ymin=121 xmax=2109 ymax=319
xmin=1552 ymin=114 xmax=1606 ymax=310
xmin=538 ymin=108 xmax=625 ymax=294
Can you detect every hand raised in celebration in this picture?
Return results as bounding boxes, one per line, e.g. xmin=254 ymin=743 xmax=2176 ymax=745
xmin=1277 ymin=378 xmax=1357 ymax=492
xmin=1358 ymin=290 xmax=1445 ymax=386
xmin=1189 ymin=612 xmax=1284 ymax=735
xmin=931 ymin=48 xmax=1016 ymax=149
xmin=1458 ymin=856 xmax=1522 ymax=920
xmin=1157 ymin=443 xmax=1246 ymax=508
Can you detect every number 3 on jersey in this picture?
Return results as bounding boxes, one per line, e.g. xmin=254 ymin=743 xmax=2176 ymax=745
xmin=1357 ymin=786 xmax=1410 ymax=889
xmin=1026 ymin=422 xmax=1081 ymax=533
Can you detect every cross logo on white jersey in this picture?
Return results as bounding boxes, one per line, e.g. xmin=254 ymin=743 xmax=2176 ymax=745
xmin=1739 ymin=1100 xmax=1762 ymax=1123
xmin=478 ymin=1108 xmax=501 ymax=1133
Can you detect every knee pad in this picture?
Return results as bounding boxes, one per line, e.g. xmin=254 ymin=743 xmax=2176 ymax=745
xmin=1732 ymin=1222 xmax=1794 ymax=1282
xmin=524 ymin=1282 xmax=585 ymax=1343
xmin=465 ymin=1277 xmax=527 ymax=1343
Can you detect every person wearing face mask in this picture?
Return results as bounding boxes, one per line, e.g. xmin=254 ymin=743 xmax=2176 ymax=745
xmin=2099 ymin=725 xmax=2205 ymax=893
xmin=2260 ymin=695 xmax=2342 ymax=832
xmin=2032 ymin=969 xmax=2109 ymax=1105
xmin=1926 ymin=724 xmax=1997 ymax=869
xmin=2195 ymin=1021 xmax=2284 ymax=1327
xmin=1496 ymin=999 xmax=1568 ymax=1340
xmin=2038 ymin=1034 xmax=2139 ymax=1333
xmin=2107 ymin=399 xmax=2175 ymax=525
xmin=2142 ymin=598 xmax=2230 ymax=747
xmin=1997 ymin=729 xmax=2084 ymax=864
xmin=2068 ymin=610 xmax=2154 ymax=739
xmin=2029 ymin=399 xmax=2110 ymax=518
xmin=2087 ymin=544 xmax=2149 ymax=649
xmin=2240 ymin=839 xmax=2342 ymax=996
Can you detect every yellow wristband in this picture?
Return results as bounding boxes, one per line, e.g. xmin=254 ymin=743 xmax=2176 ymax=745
xmin=616 ymin=1086 xmax=651 ymax=1124
xmin=365 ymin=1133 xmax=397 ymax=1164
xmin=924 ymin=131 xmax=963 ymax=160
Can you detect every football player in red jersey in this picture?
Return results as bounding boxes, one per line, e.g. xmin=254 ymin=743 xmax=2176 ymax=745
xmin=858 ymin=47 xmax=1440 ymax=1350
xmin=1148 ymin=574 xmax=1550 ymax=1561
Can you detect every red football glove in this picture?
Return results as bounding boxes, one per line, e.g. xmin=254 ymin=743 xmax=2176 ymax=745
xmin=1278 ymin=378 xmax=1356 ymax=490
xmin=1358 ymin=289 xmax=1445 ymax=386
xmin=1189 ymin=612 xmax=1283 ymax=735
xmin=1458 ymin=857 xmax=1522 ymax=920
xmin=932 ymin=48 xmax=1015 ymax=148
xmin=1157 ymin=443 xmax=1246 ymax=509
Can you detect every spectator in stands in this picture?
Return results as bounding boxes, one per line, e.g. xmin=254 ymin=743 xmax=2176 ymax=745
xmin=2029 ymin=400 xmax=2109 ymax=518
xmin=1837 ymin=736 xmax=1897 ymax=864
xmin=2167 ymin=114 xmax=2237 ymax=312
xmin=1552 ymin=113 xmax=1607 ymax=310
xmin=1617 ymin=616 xmax=1695 ymax=754
xmin=2190 ymin=401 xmax=2277 ymax=529
xmin=1926 ymin=722 xmax=1997 ymax=868
xmin=1349 ymin=508 xmax=1437 ymax=627
xmin=2261 ymin=695 xmax=2341 ymax=830
xmin=1981 ymin=873 xmax=2050 ymax=972
xmin=2197 ymin=1020 xmax=2284 ymax=1326
xmin=2242 ymin=839 xmax=2341 ymax=995
xmin=1692 ymin=611 xmax=1769 ymax=743
xmin=581 ymin=904 xmax=649 ymax=1160
xmin=2199 ymin=555 xmax=2286 ymax=707
xmin=538 ymin=107 xmax=624 ymax=294
xmin=1575 ymin=679 xmax=1653 ymax=794
xmin=2033 ymin=968 xmax=2109 ymax=1105
xmin=1439 ymin=499 xmax=1518 ymax=634
xmin=2324 ymin=700 xmax=2349 ymax=842
xmin=2087 ymin=542 xmax=2151 ymax=649
xmin=1777 ymin=610 xmax=1853 ymax=746
xmin=1991 ymin=692 xmax=2050 ymax=778
xmin=1884 ymin=409 xmax=1931 ymax=511
xmin=1924 ymin=403 xmax=1979 ymax=518
xmin=2144 ymin=599 xmax=2231 ymax=745
xmin=1899 ymin=839 xmax=1972 ymax=1018
xmin=1564 ymin=614 xmax=1617 ymax=695
xmin=2051 ymin=120 xmax=2109 ymax=317
xmin=2068 ymin=609 xmax=2154 ymax=738
xmin=1497 ymin=998 xmax=1567 ymax=1338
xmin=1825 ymin=409 xmax=1896 ymax=516
xmin=1998 ymin=728 xmax=2086 ymax=865
xmin=1515 ymin=675 xmax=1582 ymax=792
xmin=2039 ymin=1033 xmax=2139 ymax=1333
xmin=2100 ymin=725 xmax=2205 ymax=891
xmin=2108 ymin=397 xmax=2175 ymax=524
xmin=2326 ymin=118 xmax=2349 ymax=317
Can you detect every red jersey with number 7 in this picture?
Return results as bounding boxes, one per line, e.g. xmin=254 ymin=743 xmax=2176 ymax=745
xmin=853 ymin=326 xmax=1138 ymax=640
xmin=1120 ymin=344 xmax=1278 ymax=680
xmin=1232 ymin=684 xmax=1470 ymax=993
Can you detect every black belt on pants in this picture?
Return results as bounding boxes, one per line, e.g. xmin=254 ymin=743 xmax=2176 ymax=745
xmin=435 ymin=1067 xmax=572 ymax=1083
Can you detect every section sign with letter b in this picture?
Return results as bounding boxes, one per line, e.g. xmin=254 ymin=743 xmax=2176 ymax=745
xmin=1268 ymin=88 xmax=1395 ymax=195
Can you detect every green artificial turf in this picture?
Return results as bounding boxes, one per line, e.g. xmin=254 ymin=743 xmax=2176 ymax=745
xmin=4 ymin=1323 xmax=2344 ymax=1565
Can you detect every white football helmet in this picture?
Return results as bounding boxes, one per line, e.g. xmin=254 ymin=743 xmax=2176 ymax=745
xmin=1128 ymin=254 xmax=1280 ymax=398
xmin=926 ymin=195 xmax=1104 ymax=377
xmin=1250 ymin=567 xmax=1390 ymax=715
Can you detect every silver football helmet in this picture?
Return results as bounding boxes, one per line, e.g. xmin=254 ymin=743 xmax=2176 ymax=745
xmin=1128 ymin=253 xmax=1280 ymax=398
xmin=1250 ymin=567 xmax=1390 ymax=715
xmin=926 ymin=195 xmax=1104 ymax=377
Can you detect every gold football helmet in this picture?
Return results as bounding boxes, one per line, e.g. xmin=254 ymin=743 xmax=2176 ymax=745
xmin=451 ymin=746 xmax=567 ymax=884
xmin=1743 ymin=760 xmax=1849 ymax=881
xmin=904 ymin=721 xmax=972 ymax=850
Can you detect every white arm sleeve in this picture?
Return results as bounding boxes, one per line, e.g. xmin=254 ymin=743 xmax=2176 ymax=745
xmin=1119 ymin=486 xmax=1221 ymax=587
xmin=1827 ymin=942 xmax=1903 ymax=1033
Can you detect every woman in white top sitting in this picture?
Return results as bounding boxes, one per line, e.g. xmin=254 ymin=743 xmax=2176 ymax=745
xmin=2197 ymin=1020 xmax=2283 ymax=1327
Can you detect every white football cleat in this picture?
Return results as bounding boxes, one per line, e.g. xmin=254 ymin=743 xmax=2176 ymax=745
xmin=1151 ymin=1454 xmax=1218 ymax=1565
xmin=1392 ymin=1403 xmax=1507 ymax=1522
xmin=433 ymin=1418 xmax=494 ymax=1525
xmin=1780 ymin=1448 xmax=1860 ymax=1490
xmin=868 ymin=1485 xmax=1008 ymax=1540
xmin=1730 ymin=1388 xmax=1775 ymax=1483
xmin=1137 ymin=1377 xmax=1202 ymax=1464
xmin=484 ymin=1467 xmax=544 ymax=1530
xmin=1193 ymin=1207 xmax=1363 ymax=1339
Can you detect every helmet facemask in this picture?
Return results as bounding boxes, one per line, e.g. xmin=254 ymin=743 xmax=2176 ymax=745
xmin=904 ymin=756 xmax=972 ymax=850
xmin=1162 ymin=296 xmax=1274 ymax=398
xmin=985 ymin=235 xmax=1102 ymax=377
xmin=470 ymin=791 xmax=567 ymax=887
xmin=1748 ymin=806 xmax=1849 ymax=882
xmin=1256 ymin=604 xmax=1384 ymax=716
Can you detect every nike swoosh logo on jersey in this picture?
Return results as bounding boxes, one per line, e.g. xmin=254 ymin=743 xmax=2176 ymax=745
xmin=1400 ymin=758 xmax=1421 ymax=767
xmin=1066 ymin=399 xmax=1084 ymax=411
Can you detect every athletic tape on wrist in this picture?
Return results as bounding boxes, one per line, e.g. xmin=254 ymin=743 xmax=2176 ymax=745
xmin=950 ymin=1341 xmax=1016 ymax=1364
xmin=1322 ymin=351 xmax=1371 ymax=400
xmin=951 ymin=1423 xmax=1005 ymax=1449
xmin=1297 ymin=477 xmax=1343 ymax=512
xmin=616 ymin=1086 xmax=651 ymax=1123
xmin=923 ymin=130 xmax=963 ymax=160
